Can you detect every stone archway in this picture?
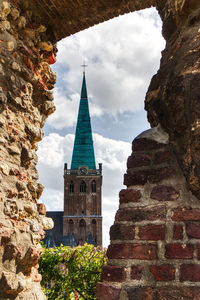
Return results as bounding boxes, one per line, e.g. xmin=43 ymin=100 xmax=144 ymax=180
xmin=0 ymin=0 xmax=200 ymax=298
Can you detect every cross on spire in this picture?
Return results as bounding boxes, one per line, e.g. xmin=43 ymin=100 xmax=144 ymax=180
xmin=81 ymin=61 xmax=88 ymax=74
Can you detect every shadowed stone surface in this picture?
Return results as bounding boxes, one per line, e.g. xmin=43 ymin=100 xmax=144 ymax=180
xmin=26 ymin=0 xmax=157 ymax=41
xmin=146 ymin=0 xmax=200 ymax=199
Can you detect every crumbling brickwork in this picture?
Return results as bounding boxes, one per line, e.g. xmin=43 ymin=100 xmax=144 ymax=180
xmin=0 ymin=0 xmax=199 ymax=299
xmin=97 ymin=126 xmax=200 ymax=299
xmin=146 ymin=0 xmax=200 ymax=199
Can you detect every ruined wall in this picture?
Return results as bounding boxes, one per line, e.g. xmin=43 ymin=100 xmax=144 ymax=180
xmin=146 ymin=0 xmax=200 ymax=199
xmin=96 ymin=1 xmax=200 ymax=298
xmin=0 ymin=0 xmax=156 ymax=298
xmin=0 ymin=0 xmax=200 ymax=299
xmin=0 ymin=1 xmax=56 ymax=298
xmin=97 ymin=126 xmax=200 ymax=299
xmin=24 ymin=0 xmax=157 ymax=41
xmin=97 ymin=1 xmax=200 ymax=298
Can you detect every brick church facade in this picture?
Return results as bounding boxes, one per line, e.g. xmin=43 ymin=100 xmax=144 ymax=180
xmin=44 ymin=72 xmax=102 ymax=247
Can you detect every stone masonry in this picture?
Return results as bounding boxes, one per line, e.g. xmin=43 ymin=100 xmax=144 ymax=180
xmin=97 ymin=126 xmax=200 ymax=299
xmin=0 ymin=0 xmax=199 ymax=299
xmin=146 ymin=0 xmax=200 ymax=199
xmin=0 ymin=1 xmax=55 ymax=298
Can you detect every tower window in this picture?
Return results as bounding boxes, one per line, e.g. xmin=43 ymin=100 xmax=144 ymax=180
xmin=80 ymin=180 xmax=86 ymax=193
xmin=69 ymin=219 xmax=74 ymax=233
xmin=79 ymin=219 xmax=86 ymax=227
xmin=92 ymin=219 xmax=97 ymax=243
xmin=91 ymin=180 xmax=96 ymax=193
xmin=69 ymin=181 xmax=74 ymax=193
xmin=79 ymin=219 xmax=86 ymax=245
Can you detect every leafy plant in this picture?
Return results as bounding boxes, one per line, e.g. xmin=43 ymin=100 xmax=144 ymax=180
xmin=39 ymin=244 xmax=107 ymax=299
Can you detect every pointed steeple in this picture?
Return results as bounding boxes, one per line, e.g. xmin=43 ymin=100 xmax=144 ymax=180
xmin=71 ymin=72 xmax=96 ymax=170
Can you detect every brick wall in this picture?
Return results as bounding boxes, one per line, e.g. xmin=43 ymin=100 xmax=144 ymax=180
xmin=0 ymin=0 xmax=199 ymax=299
xmin=97 ymin=126 xmax=200 ymax=299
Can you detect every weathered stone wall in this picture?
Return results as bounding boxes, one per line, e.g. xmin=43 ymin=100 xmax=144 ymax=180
xmin=0 ymin=0 xmax=199 ymax=299
xmin=97 ymin=1 xmax=200 ymax=298
xmin=24 ymin=0 xmax=157 ymax=41
xmin=97 ymin=126 xmax=200 ymax=299
xmin=0 ymin=1 xmax=56 ymax=298
xmin=146 ymin=0 xmax=200 ymax=199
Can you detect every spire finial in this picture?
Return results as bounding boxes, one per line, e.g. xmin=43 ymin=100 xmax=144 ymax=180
xmin=81 ymin=61 xmax=87 ymax=74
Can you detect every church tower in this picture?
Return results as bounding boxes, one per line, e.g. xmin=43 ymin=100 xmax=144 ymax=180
xmin=63 ymin=71 xmax=102 ymax=247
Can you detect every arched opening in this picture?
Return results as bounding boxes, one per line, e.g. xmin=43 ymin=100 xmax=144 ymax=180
xmin=69 ymin=180 xmax=74 ymax=194
xmin=4 ymin=0 xmax=200 ymax=298
xmin=69 ymin=219 xmax=74 ymax=233
xmin=38 ymin=8 xmax=165 ymax=249
xmin=79 ymin=219 xmax=86 ymax=245
xmin=91 ymin=219 xmax=97 ymax=244
xmin=80 ymin=180 xmax=86 ymax=193
xmin=91 ymin=180 xmax=96 ymax=193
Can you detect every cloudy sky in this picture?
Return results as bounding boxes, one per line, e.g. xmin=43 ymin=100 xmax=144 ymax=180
xmin=37 ymin=7 xmax=165 ymax=247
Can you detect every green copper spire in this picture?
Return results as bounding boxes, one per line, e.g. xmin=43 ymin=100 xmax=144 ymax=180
xmin=71 ymin=72 xmax=96 ymax=170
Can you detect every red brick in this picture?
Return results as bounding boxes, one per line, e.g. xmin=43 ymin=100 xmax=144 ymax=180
xmin=23 ymin=246 xmax=43 ymax=267
xmin=124 ymin=286 xmax=154 ymax=300
xmin=101 ymin=265 xmax=125 ymax=282
xmin=107 ymin=244 xmax=157 ymax=260
xmin=150 ymin=185 xmax=179 ymax=201
xmin=180 ymin=264 xmax=200 ymax=282
xmin=127 ymin=154 xmax=151 ymax=168
xmin=172 ymin=207 xmax=200 ymax=221
xmin=96 ymin=283 xmax=121 ymax=300
xmin=37 ymin=203 xmax=46 ymax=215
xmin=186 ymin=223 xmax=200 ymax=239
xmin=198 ymin=244 xmax=200 ymax=260
xmin=165 ymin=244 xmax=194 ymax=259
xmin=138 ymin=225 xmax=165 ymax=240
xmin=0 ymin=225 xmax=14 ymax=240
xmin=123 ymin=286 xmax=200 ymax=300
xmin=115 ymin=206 xmax=166 ymax=223
xmin=132 ymin=138 xmax=165 ymax=151
xmin=130 ymin=265 xmax=143 ymax=280
xmin=9 ymin=168 xmax=27 ymax=181
xmin=156 ymin=286 xmax=200 ymax=299
xmin=110 ymin=224 xmax=135 ymax=240
xmin=173 ymin=225 xmax=183 ymax=240
xmin=153 ymin=151 xmax=171 ymax=164
xmin=124 ymin=167 xmax=175 ymax=186
xmin=119 ymin=189 xmax=141 ymax=204
xmin=149 ymin=264 xmax=175 ymax=281
xmin=7 ymin=189 xmax=18 ymax=198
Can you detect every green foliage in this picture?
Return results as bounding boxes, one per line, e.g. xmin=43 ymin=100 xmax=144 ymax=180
xmin=39 ymin=244 xmax=107 ymax=300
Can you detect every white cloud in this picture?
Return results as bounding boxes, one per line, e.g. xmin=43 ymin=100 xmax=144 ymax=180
xmin=37 ymin=133 xmax=131 ymax=246
xmin=48 ymin=90 xmax=80 ymax=129
xmin=46 ymin=8 xmax=165 ymax=130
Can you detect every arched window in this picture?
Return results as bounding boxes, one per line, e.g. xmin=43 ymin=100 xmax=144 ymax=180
xmin=91 ymin=180 xmax=96 ymax=193
xmin=80 ymin=180 xmax=86 ymax=193
xmin=69 ymin=181 xmax=74 ymax=193
xmin=79 ymin=219 xmax=86 ymax=228
xmin=92 ymin=219 xmax=97 ymax=243
xmin=69 ymin=219 xmax=74 ymax=233
xmin=79 ymin=219 xmax=86 ymax=244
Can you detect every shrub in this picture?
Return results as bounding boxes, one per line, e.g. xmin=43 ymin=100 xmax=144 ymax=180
xmin=39 ymin=243 xmax=107 ymax=299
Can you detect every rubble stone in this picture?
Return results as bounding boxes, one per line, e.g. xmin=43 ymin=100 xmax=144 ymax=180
xmin=0 ymin=0 xmax=199 ymax=299
xmin=0 ymin=1 xmax=57 ymax=297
